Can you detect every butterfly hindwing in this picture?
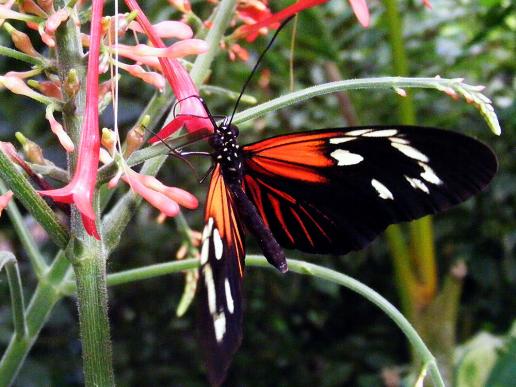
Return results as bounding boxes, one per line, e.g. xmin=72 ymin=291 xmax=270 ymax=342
xmin=242 ymin=126 xmax=497 ymax=254
xmin=198 ymin=165 xmax=245 ymax=386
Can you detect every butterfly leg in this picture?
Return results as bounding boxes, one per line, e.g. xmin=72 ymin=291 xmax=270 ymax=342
xmin=229 ymin=183 xmax=288 ymax=273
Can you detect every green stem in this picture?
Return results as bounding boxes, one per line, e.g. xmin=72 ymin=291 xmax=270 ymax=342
xmin=71 ymin=241 xmax=114 ymax=387
xmin=189 ymin=0 xmax=237 ymax=86
xmin=0 ymin=46 xmax=46 ymax=66
xmin=0 ymin=252 xmax=27 ymax=339
xmin=61 ymin=256 xmax=445 ymax=386
xmin=384 ymin=0 xmax=416 ymax=124
xmin=0 ymin=252 xmax=70 ymax=386
xmin=230 ymin=77 xmax=489 ymax=126
xmin=384 ymin=0 xmax=437 ymax=312
xmin=0 ymin=179 xmax=48 ymax=276
xmin=0 ymin=150 xmax=69 ymax=249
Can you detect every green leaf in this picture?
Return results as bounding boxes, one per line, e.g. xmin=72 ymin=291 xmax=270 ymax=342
xmin=486 ymin=322 xmax=516 ymax=387
xmin=455 ymin=332 xmax=503 ymax=387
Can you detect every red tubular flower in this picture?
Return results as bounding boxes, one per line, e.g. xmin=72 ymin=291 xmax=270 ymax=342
xmin=39 ymin=0 xmax=105 ymax=239
xmin=124 ymin=0 xmax=213 ymax=139
xmin=235 ymin=0 xmax=372 ymax=41
xmin=235 ymin=0 xmax=329 ymax=41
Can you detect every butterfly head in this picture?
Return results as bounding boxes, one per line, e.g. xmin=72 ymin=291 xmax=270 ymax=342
xmin=210 ymin=121 xmax=243 ymax=182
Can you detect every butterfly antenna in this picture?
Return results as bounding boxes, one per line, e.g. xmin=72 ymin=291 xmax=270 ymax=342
xmin=141 ymin=125 xmax=200 ymax=180
xmin=228 ymin=15 xmax=295 ymax=126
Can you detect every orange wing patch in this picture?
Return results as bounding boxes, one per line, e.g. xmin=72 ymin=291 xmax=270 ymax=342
xmin=205 ymin=165 xmax=245 ymax=276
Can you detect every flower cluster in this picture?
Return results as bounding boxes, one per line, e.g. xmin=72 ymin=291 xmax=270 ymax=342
xmin=2 ymin=0 xmax=214 ymax=239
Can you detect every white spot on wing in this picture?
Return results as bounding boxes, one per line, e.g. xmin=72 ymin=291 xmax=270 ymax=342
xmin=418 ymin=162 xmax=443 ymax=185
xmin=363 ymin=129 xmax=398 ymax=137
xmin=214 ymin=312 xmax=226 ymax=342
xmin=347 ymin=129 xmax=371 ymax=136
xmin=202 ymin=218 xmax=214 ymax=241
xmin=405 ymin=176 xmax=430 ymax=193
xmin=225 ymin=278 xmax=234 ymax=314
xmin=213 ymin=228 xmax=223 ymax=260
xmin=200 ymin=239 xmax=210 ymax=265
xmin=330 ymin=149 xmax=364 ymax=165
xmin=203 ymin=265 xmax=217 ymax=314
xmin=329 ymin=137 xmax=356 ymax=144
xmin=391 ymin=142 xmax=429 ymax=162
xmin=389 ymin=137 xmax=410 ymax=144
xmin=371 ymin=179 xmax=394 ymax=200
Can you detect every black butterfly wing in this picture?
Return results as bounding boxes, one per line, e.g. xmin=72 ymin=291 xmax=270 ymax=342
xmin=242 ymin=126 xmax=497 ymax=254
xmin=198 ymin=164 xmax=246 ymax=386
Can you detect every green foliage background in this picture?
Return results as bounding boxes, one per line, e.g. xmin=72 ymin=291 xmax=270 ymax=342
xmin=0 ymin=0 xmax=514 ymax=385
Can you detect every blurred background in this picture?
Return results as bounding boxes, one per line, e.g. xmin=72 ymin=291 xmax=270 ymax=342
xmin=0 ymin=0 xmax=514 ymax=385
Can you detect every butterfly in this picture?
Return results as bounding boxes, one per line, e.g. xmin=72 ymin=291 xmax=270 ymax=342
xmin=142 ymin=15 xmax=497 ymax=386
xmin=195 ymin=119 xmax=497 ymax=385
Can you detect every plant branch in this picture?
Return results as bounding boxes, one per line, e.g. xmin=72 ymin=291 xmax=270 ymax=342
xmin=0 ymin=150 xmax=69 ymax=249
xmin=188 ymin=0 xmax=237 ymax=86
xmin=61 ymin=255 xmax=445 ymax=386
xmin=0 ymin=179 xmax=48 ymax=276
xmin=0 ymin=252 xmax=27 ymax=339
xmin=232 ymin=77 xmax=500 ymax=134
xmin=0 ymin=251 xmax=70 ymax=386
xmin=0 ymin=46 xmax=47 ymax=66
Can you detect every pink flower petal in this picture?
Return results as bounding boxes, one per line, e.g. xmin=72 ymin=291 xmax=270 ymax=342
xmin=348 ymin=0 xmax=370 ymax=27
xmin=118 ymin=62 xmax=166 ymax=90
xmin=123 ymin=169 xmax=180 ymax=217
xmin=0 ymin=190 xmax=14 ymax=217
xmin=0 ymin=74 xmax=44 ymax=100
xmin=45 ymin=106 xmax=74 ymax=153
xmin=129 ymin=20 xmax=193 ymax=40
xmin=45 ymin=8 xmax=69 ymax=35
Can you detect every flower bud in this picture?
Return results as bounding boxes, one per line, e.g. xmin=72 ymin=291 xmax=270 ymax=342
xmin=36 ymin=0 xmax=54 ymax=14
xmin=124 ymin=122 xmax=145 ymax=157
xmin=64 ymin=69 xmax=80 ymax=98
xmin=15 ymin=132 xmax=45 ymax=165
xmin=19 ymin=0 xmax=47 ymax=17
xmin=101 ymin=128 xmax=116 ymax=154
xmin=4 ymin=23 xmax=40 ymax=57
xmin=28 ymin=79 xmax=63 ymax=99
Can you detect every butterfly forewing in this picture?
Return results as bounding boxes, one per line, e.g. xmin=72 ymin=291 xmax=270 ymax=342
xmin=199 ymin=165 xmax=245 ymax=386
xmin=242 ymin=126 xmax=497 ymax=254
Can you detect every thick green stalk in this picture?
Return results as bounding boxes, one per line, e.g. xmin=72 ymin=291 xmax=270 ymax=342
xmin=71 ymin=241 xmax=114 ymax=387
xmin=53 ymin=0 xmax=114 ymax=384
xmin=0 ymin=252 xmax=70 ymax=386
